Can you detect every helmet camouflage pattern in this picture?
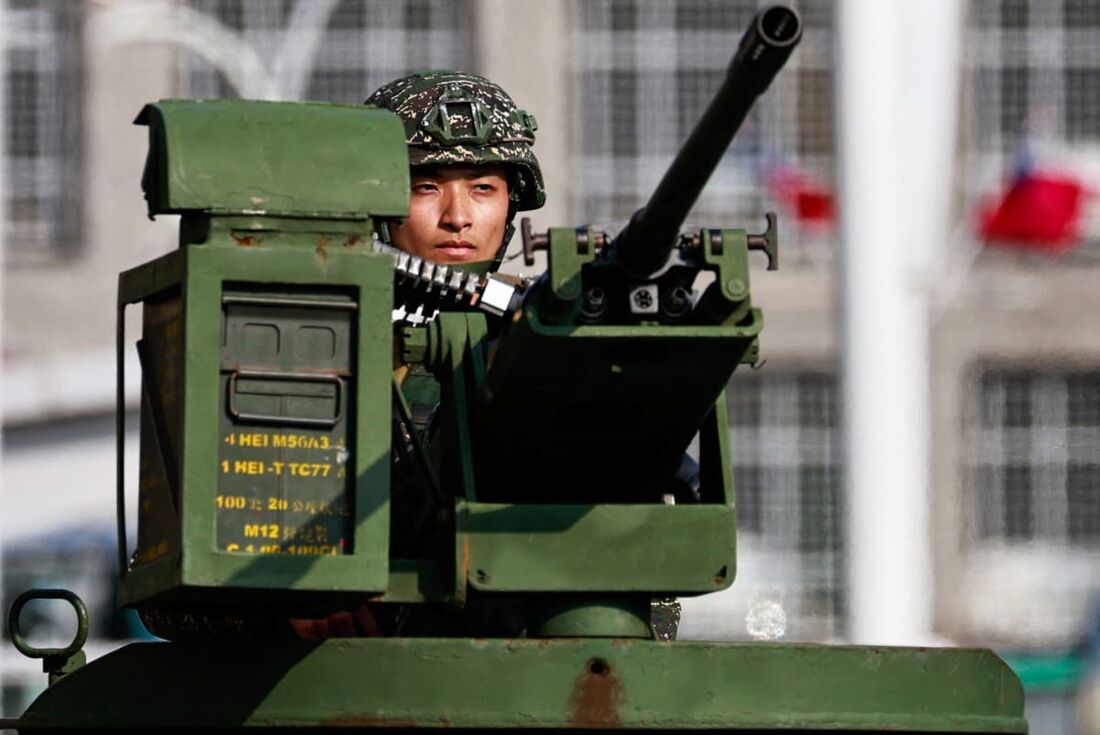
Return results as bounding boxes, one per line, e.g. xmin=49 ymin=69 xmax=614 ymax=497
xmin=365 ymin=70 xmax=545 ymax=211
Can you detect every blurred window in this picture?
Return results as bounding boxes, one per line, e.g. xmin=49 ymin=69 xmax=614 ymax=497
xmin=726 ymin=371 xmax=843 ymax=641
xmin=3 ymin=0 xmax=83 ymax=263
xmin=181 ymin=0 xmax=472 ymax=102
xmin=970 ymin=370 xmax=1100 ymax=545
xmin=962 ymin=367 xmax=1100 ymax=648
xmin=576 ymin=0 xmax=837 ymax=269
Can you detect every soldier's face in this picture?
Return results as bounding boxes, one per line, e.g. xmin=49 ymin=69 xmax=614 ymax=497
xmin=390 ymin=165 xmax=511 ymax=264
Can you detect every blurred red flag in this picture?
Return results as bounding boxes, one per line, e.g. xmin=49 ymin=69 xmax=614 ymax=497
xmin=766 ymin=166 xmax=835 ymax=229
xmin=977 ymin=168 xmax=1091 ymax=253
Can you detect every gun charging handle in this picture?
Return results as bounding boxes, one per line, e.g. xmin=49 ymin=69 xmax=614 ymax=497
xmin=748 ymin=212 xmax=779 ymax=271
xmin=521 ymin=217 xmax=547 ymax=267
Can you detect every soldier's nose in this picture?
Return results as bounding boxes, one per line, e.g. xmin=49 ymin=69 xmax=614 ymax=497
xmin=440 ymin=193 xmax=473 ymax=231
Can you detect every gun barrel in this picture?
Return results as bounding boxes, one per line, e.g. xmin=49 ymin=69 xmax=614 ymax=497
xmin=615 ymin=5 xmax=802 ymax=277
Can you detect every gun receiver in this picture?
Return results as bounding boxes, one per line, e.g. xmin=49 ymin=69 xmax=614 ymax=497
xmin=614 ymin=5 xmax=801 ymax=278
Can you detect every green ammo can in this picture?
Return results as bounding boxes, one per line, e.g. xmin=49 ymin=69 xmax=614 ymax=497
xmin=117 ymin=100 xmax=407 ymax=611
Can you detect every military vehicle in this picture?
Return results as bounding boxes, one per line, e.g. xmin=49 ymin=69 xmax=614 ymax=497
xmin=4 ymin=6 xmax=1026 ymax=732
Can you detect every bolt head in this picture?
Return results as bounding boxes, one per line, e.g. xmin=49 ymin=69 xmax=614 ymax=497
xmin=726 ymin=278 xmax=747 ymax=298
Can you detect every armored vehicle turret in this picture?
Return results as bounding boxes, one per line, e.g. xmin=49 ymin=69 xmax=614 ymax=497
xmin=4 ymin=6 xmax=1026 ymax=733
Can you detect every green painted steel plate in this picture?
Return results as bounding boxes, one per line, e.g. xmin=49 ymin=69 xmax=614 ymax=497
xmin=463 ymin=502 xmax=735 ymax=594
xmin=135 ymin=99 xmax=409 ymax=219
xmin=16 ymin=639 xmax=1025 ymax=731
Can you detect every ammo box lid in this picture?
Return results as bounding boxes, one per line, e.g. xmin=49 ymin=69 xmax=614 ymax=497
xmin=135 ymin=99 xmax=409 ymax=220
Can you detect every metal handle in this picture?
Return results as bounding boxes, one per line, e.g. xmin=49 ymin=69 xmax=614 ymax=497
xmin=8 ymin=589 xmax=89 ymax=660
xmin=746 ymin=212 xmax=779 ymax=271
xmin=228 ymin=370 xmax=343 ymax=428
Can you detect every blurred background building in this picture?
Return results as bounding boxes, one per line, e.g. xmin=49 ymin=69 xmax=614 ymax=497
xmin=0 ymin=1 xmax=1098 ymax=732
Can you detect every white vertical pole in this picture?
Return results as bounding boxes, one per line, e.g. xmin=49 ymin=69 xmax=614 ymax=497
xmin=471 ymin=0 xmax=576 ymax=235
xmin=0 ymin=0 xmax=8 ymax=706
xmin=837 ymin=0 xmax=962 ymax=645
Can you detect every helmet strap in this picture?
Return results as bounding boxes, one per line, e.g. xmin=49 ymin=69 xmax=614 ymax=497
xmin=492 ymin=219 xmax=516 ymax=271
xmin=491 ymin=199 xmax=519 ymax=270
xmin=376 ymin=218 xmax=396 ymax=245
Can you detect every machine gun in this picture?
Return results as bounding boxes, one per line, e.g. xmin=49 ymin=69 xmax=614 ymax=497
xmin=3 ymin=6 xmax=1026 ymax=733
xmin=521 ymin=4 xmax=793 ymax=326
xmin=607 ymin=4 xmax=793 ymax=283
xmin=469 ymin=6 xmax=800 ymax=506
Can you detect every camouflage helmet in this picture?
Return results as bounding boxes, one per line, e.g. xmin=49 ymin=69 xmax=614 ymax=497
xmin=365 ymin=70 xmax=545 ymax=211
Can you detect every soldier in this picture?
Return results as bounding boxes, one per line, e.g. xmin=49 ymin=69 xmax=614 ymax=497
xmin=290 ymin=72 xmax=546 ymax=640
xmin=364 ymin=70 xmax=545 ymax=267
xmin=293 ymin=72 xmax=684 ymax=641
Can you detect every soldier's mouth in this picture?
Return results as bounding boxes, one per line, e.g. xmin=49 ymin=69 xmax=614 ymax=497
xmin=433 ymin=241 xmax=479 ymax=260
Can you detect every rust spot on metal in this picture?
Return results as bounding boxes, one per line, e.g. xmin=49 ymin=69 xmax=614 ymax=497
xmin=569 ymin=657 xmax=623 ymax=728
xmin=316 ymin=235 xmax=331 ymax=262
xmin=230 ymin=232 xmax=263 ymax=247
xmin=344 ymin=234 xmax=361 ymax=248
xmin=461 ymin=535 xmax=471 ymax=580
